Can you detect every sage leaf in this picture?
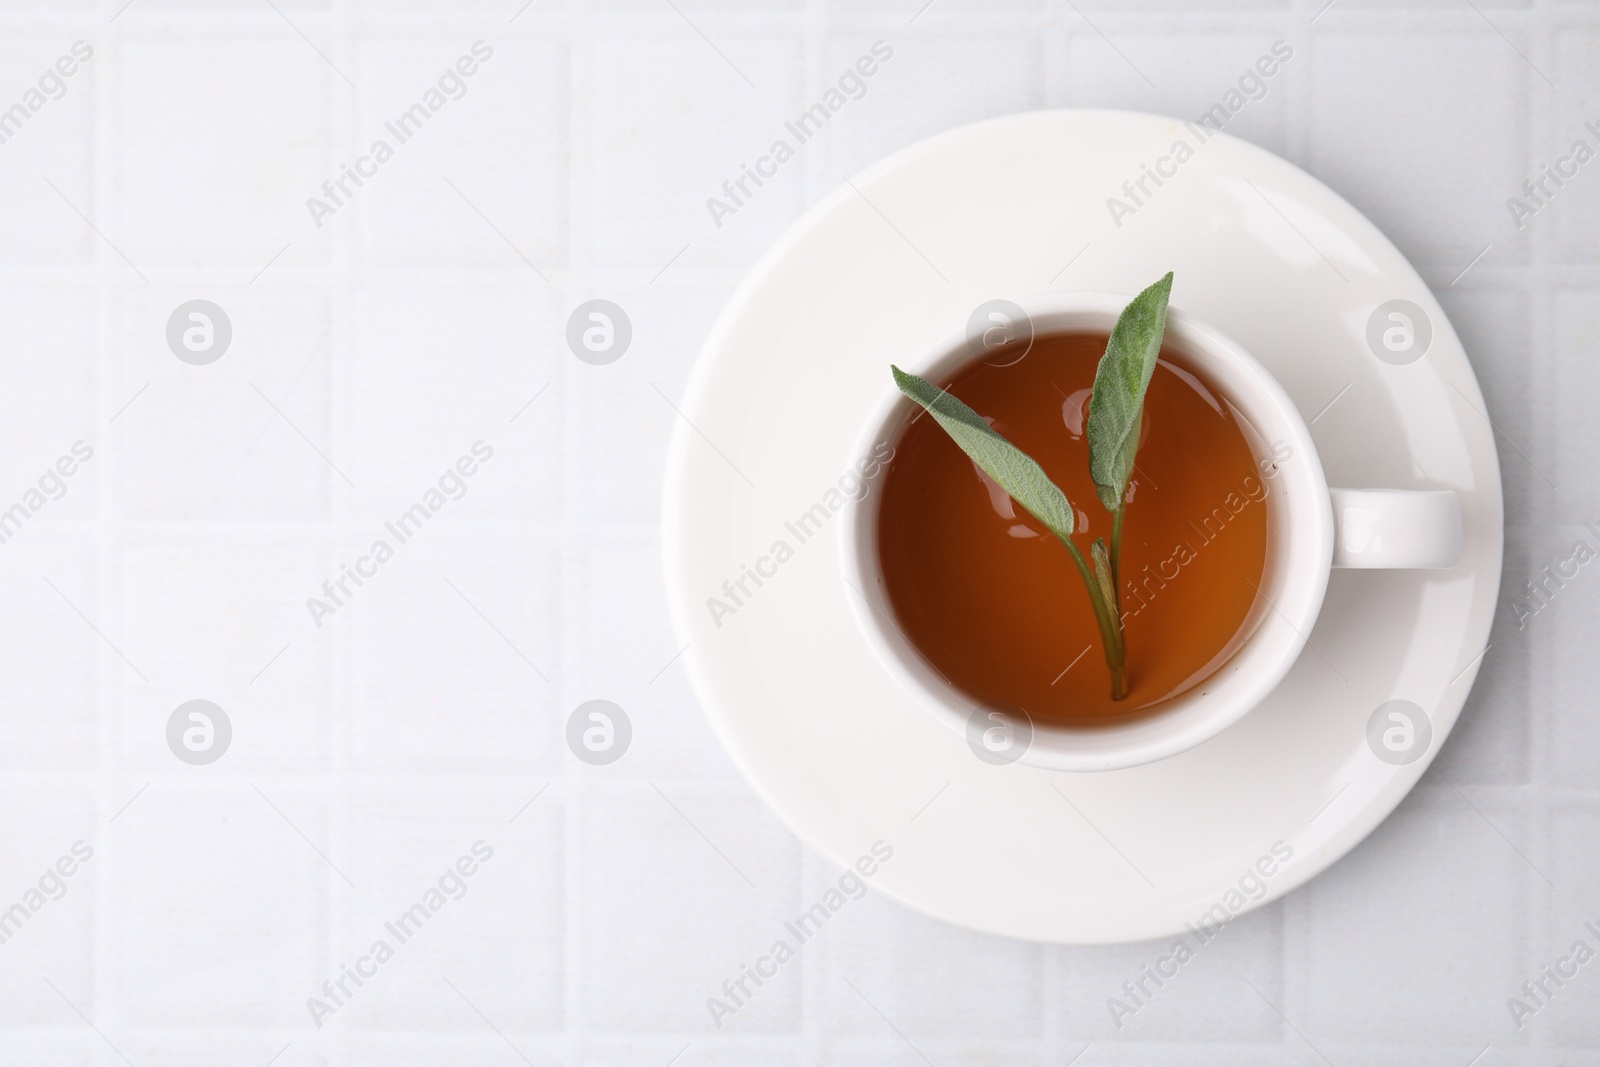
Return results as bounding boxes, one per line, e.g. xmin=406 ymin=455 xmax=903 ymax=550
xmin=1087 ymin=272 xmax=1174 ymax=512
xmin=891 ymin=365 xmax=1077 ymax=543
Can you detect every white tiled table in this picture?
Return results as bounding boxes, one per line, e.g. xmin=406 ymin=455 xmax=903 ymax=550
xmin=0 ymin=1 xmax=1590 ymax=1064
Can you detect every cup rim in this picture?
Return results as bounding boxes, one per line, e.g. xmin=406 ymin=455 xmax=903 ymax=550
xmin=837 ymin=291 xmax=1334 ymax=772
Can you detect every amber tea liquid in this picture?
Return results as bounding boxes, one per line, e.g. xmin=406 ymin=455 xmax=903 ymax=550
xmin=877 ymin=333 xmax=1272 ymax=726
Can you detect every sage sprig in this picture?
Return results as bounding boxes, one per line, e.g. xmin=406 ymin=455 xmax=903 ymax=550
xmin=890 ymin=273 xmax=1174 ymax=700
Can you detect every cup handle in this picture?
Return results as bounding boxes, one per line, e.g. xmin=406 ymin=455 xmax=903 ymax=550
xmin=1329 ymin=489 xmax=1462 ymax=569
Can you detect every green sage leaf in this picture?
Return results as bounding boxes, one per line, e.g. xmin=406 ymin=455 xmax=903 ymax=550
xmin=891 ymin=364 xmax=1076 ymax=542
xmin=1087 ymin=272 xmax=1174 ymax=512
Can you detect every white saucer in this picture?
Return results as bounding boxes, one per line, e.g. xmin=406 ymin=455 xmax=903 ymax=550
xmin=662 ymin=110 xmax=1503 ymax=944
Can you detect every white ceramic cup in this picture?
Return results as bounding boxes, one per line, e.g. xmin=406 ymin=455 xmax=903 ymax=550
xmin=839 ymin=292 xmax=1462 ymax=772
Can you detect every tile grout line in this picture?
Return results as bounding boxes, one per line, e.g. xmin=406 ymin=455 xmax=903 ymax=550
xmin=90 ymin=0 xmax=126 ymax=1046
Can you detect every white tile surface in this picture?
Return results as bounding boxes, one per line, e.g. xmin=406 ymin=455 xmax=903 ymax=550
xmin=0 ymin=2 xmax=1588 ymax=1063
xmin=115 ymin=32 xmax=333 ymax=268
xmin=1309 ymin=23 xmax=1529 ymax=272
xmin=109 ymin=784 xmax=329 ymax=1028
